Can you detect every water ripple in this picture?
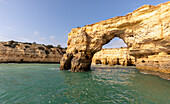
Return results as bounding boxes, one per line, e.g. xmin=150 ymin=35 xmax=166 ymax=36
xmin=0 ymin=64 xmax=169 ymax=104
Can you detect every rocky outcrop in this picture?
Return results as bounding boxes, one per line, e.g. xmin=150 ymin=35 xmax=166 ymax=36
xmin=0 ymin=41 xmax=66 ymax=63
xmin=92 ymin=48 xmax=135 ymax=66
xmin=60 ymin=2 xmax=170 ymax=79
xmin=135 ymin=52 xmax=170 ymax=80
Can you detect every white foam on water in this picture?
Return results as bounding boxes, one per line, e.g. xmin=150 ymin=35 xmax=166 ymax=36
xmin=48 ymin=68 xmax=59 ymax=70
xmin=140 ymin=72 xmax=148 ymax=75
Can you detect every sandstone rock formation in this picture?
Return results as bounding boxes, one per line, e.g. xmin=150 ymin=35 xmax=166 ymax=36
xmin=60 ymin=2 xmax=170 ymax=79
xmin=92 ymin=48 xmax=135 ymax=66
xmin=0 ymin=41 xmax=65 ymax=63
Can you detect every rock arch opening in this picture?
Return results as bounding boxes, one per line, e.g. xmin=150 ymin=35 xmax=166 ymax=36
xmin=103 ymin=37 xmax=127 ymax=49
xmin=92 ymin=37 xmax=135 ymax=66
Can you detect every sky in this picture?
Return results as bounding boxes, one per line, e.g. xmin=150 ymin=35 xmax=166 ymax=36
xmin=0 ymin=0 xmax=169 ymax=48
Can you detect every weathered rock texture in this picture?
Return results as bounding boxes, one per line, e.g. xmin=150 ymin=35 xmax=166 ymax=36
xmin=92 ymin=48 xmax=135 ymax=66
xmin=60 ymin=2 xmax=170 ymax=79
xmin=0 ymin=41 xmax=65 ymax=63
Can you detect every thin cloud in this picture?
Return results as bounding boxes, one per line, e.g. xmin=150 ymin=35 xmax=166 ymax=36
xmin=17 ymin=37 xmax=30 ymax=42
xmin=61 ymin=43 xmax=67 ymax=47
xmin=33 ymin=31 xmax=39 ymax=36
xmin=5 ymin=26 xmax=14 ymax=31
xmin=39 ymin=37 xmax=46 ymax=41
xmin=0 ymin=34 xmax=11 ymax=41
xmin=0 ymin=33 xmax=30 ymax=42
xmin=49 ymin=35 xmax=55 ymax=40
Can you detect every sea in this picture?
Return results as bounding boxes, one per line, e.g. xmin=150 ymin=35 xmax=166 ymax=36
xmin=0 ymin=64 xmax=169 ymax=104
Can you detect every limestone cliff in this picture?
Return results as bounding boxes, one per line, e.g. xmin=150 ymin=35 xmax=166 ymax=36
xmin=60 ymin=2 xmax=170 ymax=79
xmin=92 ymin=48 xmax=135 ymax=66
xmin=0 ymin=41 xmax=66 ymax=63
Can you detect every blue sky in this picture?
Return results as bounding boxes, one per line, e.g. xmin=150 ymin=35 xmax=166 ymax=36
xmin=0 ymin=0 xmax=169 ymax=48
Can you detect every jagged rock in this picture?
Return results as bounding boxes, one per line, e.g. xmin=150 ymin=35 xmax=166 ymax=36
xmin=60 ymin=53 xmax=73 ymax=70
xmin=0 ymin=41 xmax=66 ymax=63
xmin=60 ymin=2 xmax=170 ymax=79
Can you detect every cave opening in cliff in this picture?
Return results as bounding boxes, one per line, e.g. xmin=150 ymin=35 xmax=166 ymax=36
xmin=103 ymin=37 xmax=127 ymax=49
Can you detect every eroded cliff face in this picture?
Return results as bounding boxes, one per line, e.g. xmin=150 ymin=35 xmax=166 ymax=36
xmin=60 ymin=1 xmax=170 ymax=79
xmin=0 ymin=41 xmax=65 ymax=63
xmin=92 ymin=48 xmax=135 ymax=66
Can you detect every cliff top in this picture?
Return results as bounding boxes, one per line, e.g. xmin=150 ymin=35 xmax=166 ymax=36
xmin=0 ymin=40 xmax=65 ymax=49
xmin=0 ymin=40 xmax=66 ymax=55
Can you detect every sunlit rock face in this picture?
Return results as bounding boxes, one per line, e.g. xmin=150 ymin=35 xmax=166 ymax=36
xmin=92 ymin=48 xmax=135 ymax=66
xmin=60 ymin=1 xmax=170 ymax=79
xmin=0 ymin=41 xmax=66 ymax=63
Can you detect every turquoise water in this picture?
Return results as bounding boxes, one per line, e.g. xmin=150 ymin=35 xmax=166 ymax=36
xmin=0 ymin=64 xmax=169 ymax=104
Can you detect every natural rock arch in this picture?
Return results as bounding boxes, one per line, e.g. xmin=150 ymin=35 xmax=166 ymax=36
xmin=60 ymin=1 xmax=170 ymax=79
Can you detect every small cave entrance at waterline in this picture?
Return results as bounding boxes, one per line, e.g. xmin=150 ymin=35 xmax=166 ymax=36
xmin=92 ymin=37 xmax=134 ymax=66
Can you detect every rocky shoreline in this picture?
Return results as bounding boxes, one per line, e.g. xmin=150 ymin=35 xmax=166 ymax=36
xmin=0 ymin=40 xmax=66 ymax=63
xmin=92 ymin=47 xmax=135 ymax=66
xmin=92 ymin=48 xmax=170 ymax=80
xmin=138 ymin=69 xmax=170 ymax=80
